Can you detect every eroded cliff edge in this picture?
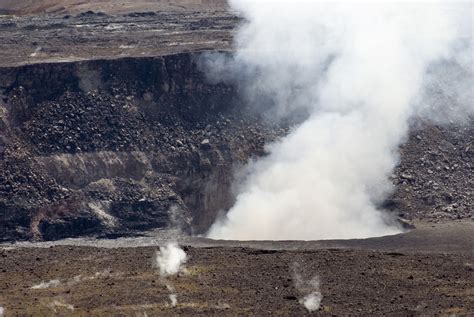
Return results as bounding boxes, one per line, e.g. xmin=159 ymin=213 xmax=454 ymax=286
xmin=0 ymin=53 xmax=283 ymax=241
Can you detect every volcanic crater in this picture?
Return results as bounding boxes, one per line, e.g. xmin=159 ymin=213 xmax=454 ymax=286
xmin=0 ymin=3 xmax=473 ymax=316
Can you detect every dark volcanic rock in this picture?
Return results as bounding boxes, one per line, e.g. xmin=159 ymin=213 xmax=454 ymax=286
xmin=0 ymin=53 xmax=281 ymax=241
xmin=389 ymin=123 xmax=473 ymax=222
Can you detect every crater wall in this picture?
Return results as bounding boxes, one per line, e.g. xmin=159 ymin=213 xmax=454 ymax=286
xmin=0 ymin=53 xmax=280 ymax=241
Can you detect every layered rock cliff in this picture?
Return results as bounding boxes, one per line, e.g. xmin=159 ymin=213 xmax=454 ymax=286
xmin=0 ymin=53 xmax=281 ymax=241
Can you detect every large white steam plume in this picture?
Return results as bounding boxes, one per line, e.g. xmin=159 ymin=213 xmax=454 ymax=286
xmin=206 ymin=1 xmax=473 ymax=240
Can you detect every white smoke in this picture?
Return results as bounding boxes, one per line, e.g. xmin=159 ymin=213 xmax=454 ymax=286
xmin=301 ymin=292 xmax=322 ymax=312
xmin=206 ymin=1 xmax=473 ymax=240
xmin=31 ymin=270 xmax=118 ymax=289
xmin=155 ymin=243 xmax=187 ymax=307
xmin=0 ymin=306 xmax=4 ymax=317
xmin=293 ymin=265 xmax=323 ymax=312
xmin=169 ymin=294 xmax=178 ymax=307
xmin=31 ymin=279 xmax=61 ymax=289
xmin=155 ymin=243 xmax=187 ymax=276
xmin=47 ymin=300 xmax=74 ymax=313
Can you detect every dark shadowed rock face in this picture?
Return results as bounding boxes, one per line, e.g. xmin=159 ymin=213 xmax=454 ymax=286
xmin=0 ymin=53 xmax=282 ymax=241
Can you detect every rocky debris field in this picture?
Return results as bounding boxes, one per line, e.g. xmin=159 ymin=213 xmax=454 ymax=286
xmin=391 ymin=123 xmax=473 ymax=221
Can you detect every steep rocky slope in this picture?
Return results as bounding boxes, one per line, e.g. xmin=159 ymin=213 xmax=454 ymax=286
xmin=391 ymin=123 xmax=473 ymax=221
xmin=0 ymin=54 xmax=283 ymax=241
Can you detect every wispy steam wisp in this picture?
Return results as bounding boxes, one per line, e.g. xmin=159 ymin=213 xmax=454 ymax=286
xmin=155 ymin=243 xmax=187 ymax=307
xmin=293 ymin=264 xmax=323 ymax=312
xmin=206 ymin=1 xmax=472 ymax=240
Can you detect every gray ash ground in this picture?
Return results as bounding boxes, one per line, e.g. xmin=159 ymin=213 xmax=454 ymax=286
xmin=0 ymin=238 xmax=473 ymax=316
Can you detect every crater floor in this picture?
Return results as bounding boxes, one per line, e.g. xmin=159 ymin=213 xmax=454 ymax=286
xmin=1 ymin=221 xmax=473 ymax=316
